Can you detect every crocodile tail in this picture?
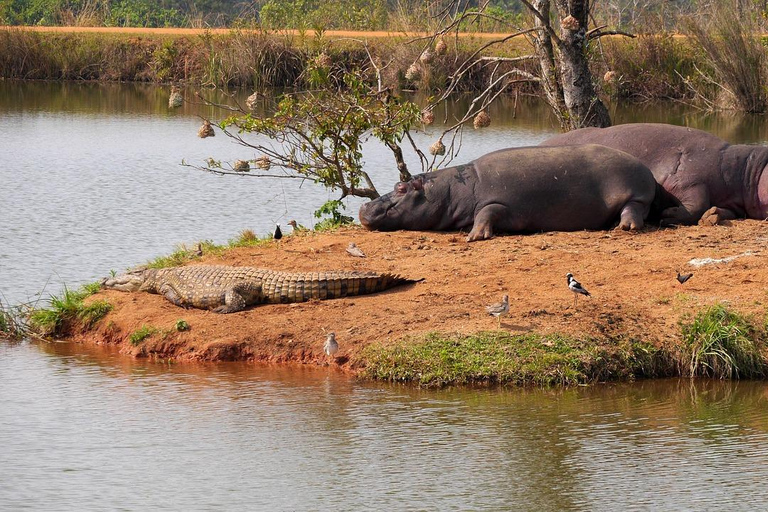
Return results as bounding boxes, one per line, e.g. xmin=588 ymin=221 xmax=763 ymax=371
xmin=262 ymin=271 xmax=422 ymax=303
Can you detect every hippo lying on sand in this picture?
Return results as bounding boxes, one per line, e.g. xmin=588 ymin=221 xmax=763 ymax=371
xmin=542 ymin=123 xmax=768 ymax=225
xmin=359 ymin=144 xmax=658 ymax=241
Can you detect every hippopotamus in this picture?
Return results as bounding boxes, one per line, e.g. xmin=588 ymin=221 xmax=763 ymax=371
xmin=359 ymin=144 xmax=658 ymax=241
xmin=541 ymin=123 xmax=768 ymax=225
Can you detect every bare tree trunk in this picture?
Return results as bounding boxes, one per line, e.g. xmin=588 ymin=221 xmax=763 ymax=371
xmin=554 ymin=0 xmax=612 ymax=128
xmin=531 ymin=0 xmax=569 ymax=129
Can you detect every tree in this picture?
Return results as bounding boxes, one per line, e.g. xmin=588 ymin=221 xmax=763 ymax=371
xmin=420 ymin=0 xmax=617 ymax=138
xmin=195 ymin=0 xmax=627 ymax=204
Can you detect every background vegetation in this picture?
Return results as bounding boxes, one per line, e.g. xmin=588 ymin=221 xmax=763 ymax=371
xmin=1 ymin=0 xmax=761 ymax=31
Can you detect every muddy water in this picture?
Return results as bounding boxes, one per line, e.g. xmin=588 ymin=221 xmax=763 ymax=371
xmin=2 ymin=339 xmax=768 ymax=510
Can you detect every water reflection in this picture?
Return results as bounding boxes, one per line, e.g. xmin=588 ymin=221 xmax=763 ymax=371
xmin=2 ymin=339 xmax=768 ymax=510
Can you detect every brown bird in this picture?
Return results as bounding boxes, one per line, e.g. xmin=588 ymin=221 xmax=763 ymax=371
xmin=677 ymin=272 xmax=693 ymax=284
xmin=346 ymin=242 xmax=366 ymax=258
xmin=485 ymin=295 xmax=509 ymax=327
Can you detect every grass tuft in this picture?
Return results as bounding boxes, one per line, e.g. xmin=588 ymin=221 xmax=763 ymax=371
xmin=362 ymin=331 xmax=668 ymax=387
xmin=1 ymin=301 xmax=28 ymax=339
xmin=28 ymin=283 xmax=112 ymax=338
xmin=680 ymin=304 xmax=767 ymax=379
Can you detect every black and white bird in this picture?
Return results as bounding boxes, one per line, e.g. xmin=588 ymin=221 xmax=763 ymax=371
xmin=324 ymin=332 xmax=339 ymax=359
xmin=676 ymin=272 xmax=693 ymax=284
xmin=566 ymin=272 xmax=591 ymax=307
xmin=273 ymin=224 xmax=283 ymax=241
xmin=485 ymin=294 xmax=509 ymax=327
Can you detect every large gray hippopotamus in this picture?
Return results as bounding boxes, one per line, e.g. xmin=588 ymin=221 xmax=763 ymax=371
xmin=541 ymin=123 xmax=768 ymax=225
xmin=359 ymin=144 xmax=659 ymax=241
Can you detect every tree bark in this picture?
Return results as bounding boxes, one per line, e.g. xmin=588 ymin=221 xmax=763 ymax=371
xmin=531 ymin=0 xmax=569 ymax=129
xmin=554 ymin=0 xmax=612 ymax=128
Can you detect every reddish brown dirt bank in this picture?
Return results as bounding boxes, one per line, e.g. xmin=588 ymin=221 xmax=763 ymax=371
xmin=75 ymin=222 xmax=768 ymax=373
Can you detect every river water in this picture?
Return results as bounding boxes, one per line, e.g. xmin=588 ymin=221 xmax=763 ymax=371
xmin=3 ymin=82 xmax=768 ymax=510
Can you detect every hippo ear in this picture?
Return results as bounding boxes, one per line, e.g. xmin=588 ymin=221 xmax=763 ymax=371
xmin=411 ymin=177 xmax=423 ymax=191
xmin=395 ymin=182 xmax=408 ymax=194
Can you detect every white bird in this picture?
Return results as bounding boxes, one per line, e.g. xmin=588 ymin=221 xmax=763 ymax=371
xmin=324 ymin=332 xmax=339 ymax=358
xmin=566 ymin=273 xmax=591 ymax=307
xmin=485 ymin=294 xmax=509 ymax=327
xmin=346 ymin=242 xmax=366 ymax=258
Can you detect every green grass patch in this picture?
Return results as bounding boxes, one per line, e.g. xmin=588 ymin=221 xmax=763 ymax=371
xmin=362 ymin=331 xmax=668 ymax=387
xmin=227 ymin=229 xmax=274 ymax=248
xmin=129 ymin=325 xmax=160 ymax=346
xmin=146 ymin=240 xmax=223 ymax=269
xmin=28 ymin=283 xmax=112 ymax=338
xmin=680 ymin=304 xmax=767 ymax=379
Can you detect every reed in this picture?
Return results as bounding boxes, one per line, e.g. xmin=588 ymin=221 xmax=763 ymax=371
xmin=601 ymin=34 xmax=699 ymax=101
xmin=685 ymin=1 xmax=767 ymax=113
xmin=680 ymin=304 xmax=767 ymax=379
xmin=0 ymin=300 xmax=28 ymax=339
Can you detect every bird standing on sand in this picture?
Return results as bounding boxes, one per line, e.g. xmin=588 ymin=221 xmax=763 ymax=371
xmin=273 ymin=224 xmax=282 ymax=240
xmin=324 ymin=332 xmax=339 ymax=359
xmin=485 ymin=294 xmax=509 ymax=327
xmin=346 ymin=242 xmax=366 ymax=258
xmin=566 ymin=273 xmax=591 ymax=307
xmin=677 ymin=272 xmax=693 ymax=284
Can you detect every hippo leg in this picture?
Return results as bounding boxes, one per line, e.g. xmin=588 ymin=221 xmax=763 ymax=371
xmin=467 ymin=204 xmax=509 ymax=242
xmin=699 ymin=206 xmax=738 ymax=226
xmin=617 ymin=201 xmax=647 ymax=231
xmin=659 ymin=186 xmax=709 ymax=226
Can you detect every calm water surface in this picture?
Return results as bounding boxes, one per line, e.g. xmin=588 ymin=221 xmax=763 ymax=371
xmin=3 ymin=82 xmax=768 ymax=510
xmin=2 ymin=340 xmax=768 ymax=511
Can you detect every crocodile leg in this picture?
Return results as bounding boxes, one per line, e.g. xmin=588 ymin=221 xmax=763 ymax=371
xmin=159 ymin=283 xmax=188 ymax=308
xmin=212 ymin=287 xmax=248 ymax=314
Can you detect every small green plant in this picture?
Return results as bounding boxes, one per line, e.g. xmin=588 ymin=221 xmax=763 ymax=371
xmin=227 ymin=229 xmax=271 ymax=248
xmin=175 ymin=319 xmax=190 ymax=332
xmin=129 ymin=325 xmax=159 ymax=346
xmin=313 ymin=199 xmax=355 ymax=231
xmin=680 ymin=304 xmax=767 ymax=379
xmin=147 ymin=240 xmax=221 ymax=269
xmin=28 ymin=283 xmax=112 ymax=338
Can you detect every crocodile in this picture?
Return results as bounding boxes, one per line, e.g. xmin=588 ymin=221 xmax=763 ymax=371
xmin=101 ymin=265 xmax=422 ymax=313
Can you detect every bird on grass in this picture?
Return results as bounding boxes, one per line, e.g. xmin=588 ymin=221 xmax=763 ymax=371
xmin=676 ymin=272 xmax=693 ymax=284
xmin=485 ymin=295 xmax=509 ymax=327
xmin=566 ymin=273 xmax=591 ymax=308
xmin=324 ymin=332 xmax=339 ymax=360
xmin=273 ymin=224 xmax=283 ymax=240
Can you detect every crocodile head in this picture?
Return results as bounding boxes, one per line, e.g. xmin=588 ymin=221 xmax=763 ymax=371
xmin=101 ymin=268 xmax=154 ymax=292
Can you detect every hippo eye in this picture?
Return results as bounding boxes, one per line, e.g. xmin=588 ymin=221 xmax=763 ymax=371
xmin=411 ymin=178 xmax=423 ymax=191
xmin=395 ymin=182 xmax=408 ymax=194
